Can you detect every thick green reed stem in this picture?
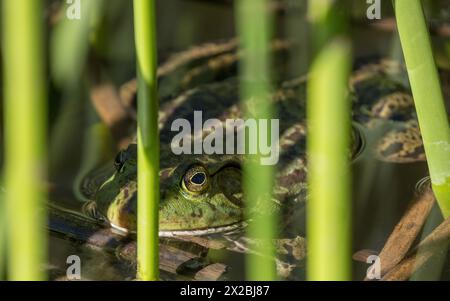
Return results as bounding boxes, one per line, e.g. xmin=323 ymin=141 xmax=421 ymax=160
xmin=307 ymin=0 xmax=352 ymax=281
xmin=0 ymin=188 xmax=4 ymax=280
xmin=2 ymin=0 xmax=48 ymax=280
xmin=394 ymin=0 xmax=450 ymax=217
xmin=133 ymin=0 xmax=160 ymax=280
xmin=236 ymin=0 xmax=278 ymax=280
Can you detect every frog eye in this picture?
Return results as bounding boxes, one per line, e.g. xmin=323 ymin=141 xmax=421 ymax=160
xmin=181 ymin=165 xmax=210 ymax=195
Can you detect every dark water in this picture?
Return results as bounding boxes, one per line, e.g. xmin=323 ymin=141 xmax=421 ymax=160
xmin=46 ymin=0 xmax=449 ymax=280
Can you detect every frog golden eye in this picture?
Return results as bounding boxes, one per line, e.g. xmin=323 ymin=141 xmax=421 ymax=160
xmin=181 ymin=165 xmax=210 ymax=195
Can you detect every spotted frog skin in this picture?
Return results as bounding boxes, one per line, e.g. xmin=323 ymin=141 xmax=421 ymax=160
xmin=83 ymin=40 xmax=426 ymax=238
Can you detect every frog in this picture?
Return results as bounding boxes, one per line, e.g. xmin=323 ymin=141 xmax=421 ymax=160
xmin=79 ymin=40 xmax=425 ymax=237
xmin=79 ymin=40 xmax=428 ymax=278
xmin=86 ymin=143 xmax=246 ymax=236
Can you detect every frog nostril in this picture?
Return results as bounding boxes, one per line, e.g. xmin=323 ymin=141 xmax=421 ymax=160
xmin=114 ymin=150 xmax=127 ymax=172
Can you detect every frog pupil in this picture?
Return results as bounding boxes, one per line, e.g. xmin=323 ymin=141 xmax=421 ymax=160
xmin=191 ymin=172 xmax=206 ymax=185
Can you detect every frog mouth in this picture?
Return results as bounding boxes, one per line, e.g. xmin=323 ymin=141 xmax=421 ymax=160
xmin=159 ymin=221 xmax=247 ymax=237
xmin=110 ymin=221 xmax=247 ymax=237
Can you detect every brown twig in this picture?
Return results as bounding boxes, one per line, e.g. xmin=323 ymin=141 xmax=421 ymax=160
xmin=382 ymin=216 xmax=450 ymax=281
xmin=353 ymin=185 xmax=435 ymax=278
xmin=353 ymin=249 xmax=379 ymax=263
xmin=194 ymin=263 xmax=228 ymax=281
xmin=365 ymin=186 xmax=436 ymax=280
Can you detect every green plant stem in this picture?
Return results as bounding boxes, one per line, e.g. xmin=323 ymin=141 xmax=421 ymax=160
xmin=0 ymin=190 xmax=4 ymax=280
xmin=2 ymin=0 xmax=47 ymax=280
xmin=394 ymin=0 xmax=450 ymax=217
xmin=133 ymin=0 xmax=160 ymax=280
xmin=236 ymin=0 xmax=277 ymax=280
xmin=307 ymin=0 xmax=352 ymax=281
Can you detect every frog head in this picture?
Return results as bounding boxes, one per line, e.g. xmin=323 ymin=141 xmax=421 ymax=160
xmin=93 ymin=144 xmax=245 ymax=236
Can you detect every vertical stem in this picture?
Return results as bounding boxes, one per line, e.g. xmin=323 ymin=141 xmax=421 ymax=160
xmin=2 ymin=0 xmax=47 ymax=280
xmin=307 ymin=0 xmax=352 ymax=281
xmin=133 ymin=0 xmax=160 ymax=280
xmin=236 ymin=0 xmax=277 ymax=280
xmin=0 ymin=191 xmax=4 ymax=280
xmin=394 ymin=0 xmax=450 ymax=217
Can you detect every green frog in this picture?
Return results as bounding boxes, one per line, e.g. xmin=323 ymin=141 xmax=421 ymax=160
xmin=81 ymin=40 xmax=426 ymax=241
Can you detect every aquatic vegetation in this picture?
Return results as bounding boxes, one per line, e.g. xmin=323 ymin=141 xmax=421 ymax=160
xmin=307 ymin=0 xmax=352 ymax=281
xmin=235 ymin=0 xmax=278 ymax=281
xmin=133 ymin=0 xmax=160 ymax=280
xmin=2 ymin=0 xmax=47 ymax=280
xmin=394 ymin=0 xmax=450 ymax=217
